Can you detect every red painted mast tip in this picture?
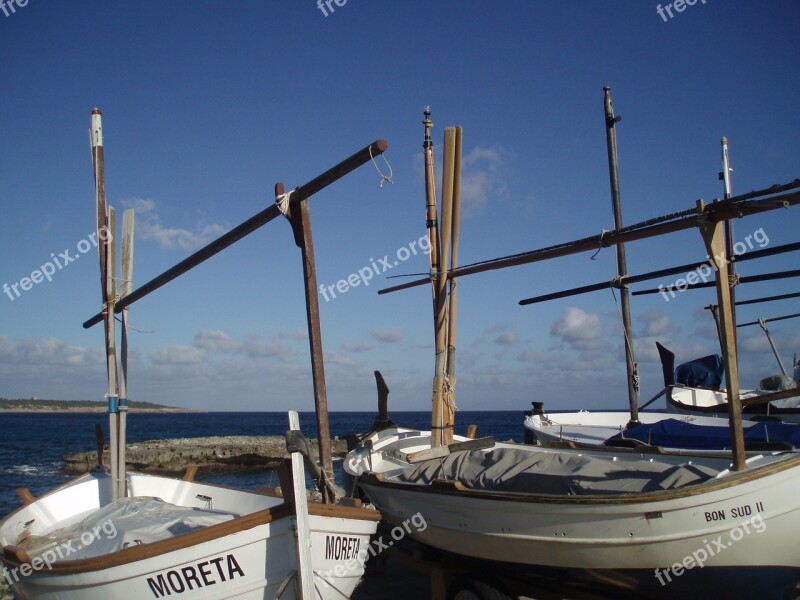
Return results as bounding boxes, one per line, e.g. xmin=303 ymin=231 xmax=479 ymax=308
xmin=92 ymin=107 xmax=102 ymax=115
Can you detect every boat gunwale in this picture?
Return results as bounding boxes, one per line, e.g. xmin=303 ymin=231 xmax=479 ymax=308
xmin=1 ymin=472 xmax=380 ymax=576
xmin=357 ymin=447 xmax=800 ymax=505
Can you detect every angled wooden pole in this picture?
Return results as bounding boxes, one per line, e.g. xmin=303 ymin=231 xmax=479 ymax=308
xmin=276 ymin=182 xmax=334 ymax=503
xmin=444 ymin=126 xmax=462 ymax=446
xmin=699 ymin=212 xmax=746 ymax=470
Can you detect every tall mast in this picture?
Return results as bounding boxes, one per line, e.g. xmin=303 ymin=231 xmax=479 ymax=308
xmin=603 ymin=87 xmax=639 ymax=425
xmin=90 ymin=108 xmax=121 ymax=500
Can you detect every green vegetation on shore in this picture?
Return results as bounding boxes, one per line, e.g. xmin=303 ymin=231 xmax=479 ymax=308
xmin=0 ymin=398 xmax=191 ymax=411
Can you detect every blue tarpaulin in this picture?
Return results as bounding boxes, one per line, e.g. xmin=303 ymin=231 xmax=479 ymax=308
xmin=675 ymin=354 xmax=724 ymax=389
xmin=605 ymin=418 xmax=800 ymax=450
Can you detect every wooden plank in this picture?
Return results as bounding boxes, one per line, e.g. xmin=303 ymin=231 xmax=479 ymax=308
xmin=15 ymin=488 xmax=35 ymax=506
xmin=288 ymin=410 xmax=315 ymax=600
xmin=408 ymin=437 xmax=495 ymax=464
xmin=182 ymin=466 xmax=198 ymax=482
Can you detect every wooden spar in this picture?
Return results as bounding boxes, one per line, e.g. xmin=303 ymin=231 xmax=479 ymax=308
xmin=736 ymin=291 xmax=800 ymax=306
xmin=90 ymin=107 xmax=121 ymax=500
xmin=83 ymin=140 xmax=389 ymax=329
xmin=287 ymin=410 xmax=314 ymax=599
xmin=276 ymin=182 xmax=334 ymax=503
xmin=431 ymin=127 xmax=456 ymax=447
xmin=633 ymin=268 xmax=800 ymax=296
xmin=378 ymin=182 xmax=800 ymax=295
xmin=118 ymin=209 xmax=134 ymax=498
xmin=519 ymin=241 xmax=800 ymax=305
xmin=699 ymin=211 xmax=746 ymax=470
xmin=603 ymin=87 xmax=639 ymax=425
xmin=444 ymin=126 xmax=463 ymax=446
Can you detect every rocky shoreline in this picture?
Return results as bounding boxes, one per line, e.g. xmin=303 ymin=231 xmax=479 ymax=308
xmin=63 ymin=435 xmax=350 ymax=474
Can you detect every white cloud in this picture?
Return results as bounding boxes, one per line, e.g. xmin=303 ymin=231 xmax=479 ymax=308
xmin=550 ymin=307 xmax=604 ymax=349
xmin=192 ymin=330 xmax=285 ymax=357
xmin=371 ymin=328 xmax=405 ymax=343
xmin=342 ymin=342 xmax=374 ymax=353
xmin=149 ymin=345 xmax=207 ymax=365
xmin=639 ymin=310 xmax=673 ymax=337
xmin=495 ymin=330 xmax=518 ymax=346
xmin=459 ymin=146 xmax=509 ymax=217
xmin=121 ymin=198 xmax=228 ymax=251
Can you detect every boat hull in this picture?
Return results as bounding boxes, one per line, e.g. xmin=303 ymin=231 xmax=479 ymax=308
xmin=1 ymin=472 xmax=379 ymax=599
xmin=348 ymin=428 xmax=800 ymax=598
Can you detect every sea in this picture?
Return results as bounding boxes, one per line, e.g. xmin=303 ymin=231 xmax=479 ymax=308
xmin=0 ymin=410 xmax=524 ymax=518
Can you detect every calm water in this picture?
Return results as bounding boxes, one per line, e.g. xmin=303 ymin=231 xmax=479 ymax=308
xmin=0 ymin=410 xmax=524 ymax=517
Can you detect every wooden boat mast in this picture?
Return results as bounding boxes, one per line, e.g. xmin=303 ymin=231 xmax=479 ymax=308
xmin=603 ymin=87 xmax=639 ymax=426
xmin=90 ymin=108 xmax=122 ymax=501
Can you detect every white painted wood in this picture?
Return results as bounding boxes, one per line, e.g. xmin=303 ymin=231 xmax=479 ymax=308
xmin=288 ymin=410 xmax=315 ymax=600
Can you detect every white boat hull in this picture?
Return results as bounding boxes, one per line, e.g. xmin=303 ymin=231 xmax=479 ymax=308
xmin=346 ymin=427 xmax=800 ymax=597
xmin=1 ymin=472 xmax=379 ymax=599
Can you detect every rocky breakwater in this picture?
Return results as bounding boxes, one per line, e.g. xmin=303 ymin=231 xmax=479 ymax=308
xmin=63 ymin=435 xmax=349 ymax=474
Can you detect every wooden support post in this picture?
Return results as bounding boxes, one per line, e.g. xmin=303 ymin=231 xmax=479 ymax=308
xmin=94 ymin=423 xmax=105 ymax=467
xmin=699 ymin=215 xmax=746 ymax=470
xmin=277 ymin=182 xmax=335 ymax=503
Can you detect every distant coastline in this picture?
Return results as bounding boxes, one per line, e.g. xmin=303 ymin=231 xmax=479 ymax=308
xmin=0 ymin=398 xmax=200 ymax=413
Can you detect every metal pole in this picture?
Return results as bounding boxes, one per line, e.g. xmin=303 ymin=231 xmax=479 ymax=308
xmin=276 ymin=182 xmax=335 ymax=503
xmin=603 ymin=87 xmax=639 ymax=425
xmin=758 ymin=319 xmax=788 ymax=377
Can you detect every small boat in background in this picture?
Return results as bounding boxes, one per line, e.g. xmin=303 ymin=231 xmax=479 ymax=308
xmin=522 ymin=404 xmax=800 ymax=452
xmin=657 ymin=342 xmax=800 ymax=422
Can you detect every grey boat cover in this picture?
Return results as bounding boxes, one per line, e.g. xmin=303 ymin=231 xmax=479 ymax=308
xmin=390 ymin=448 xmax=719 ymax=495
xmin=19 ymin=497 xmax=240 ymax=561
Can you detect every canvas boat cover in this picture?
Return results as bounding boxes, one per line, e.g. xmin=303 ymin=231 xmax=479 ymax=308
xmin=389 ymin=448 xmax=718 ymax=495
xmin=606 ymin=418 xmax=800 ymax=450
xmin=675 ymin=353 xmax=724 ymax=389
xmin=18 ymin=497 xmax=240 ymax=561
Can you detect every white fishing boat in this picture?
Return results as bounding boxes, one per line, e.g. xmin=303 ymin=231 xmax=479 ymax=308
xmin=521 ymin=407 xmax=800 ymax=452
xmin=345 ymin=425 xmax=800 ymax=598
xmin=0 ymin=110 xmax=392 ymax=599
xmin=0 ymin=470 xmax=380 ymax=599
xmin=351 ymin=102 xmax=800 ymax=598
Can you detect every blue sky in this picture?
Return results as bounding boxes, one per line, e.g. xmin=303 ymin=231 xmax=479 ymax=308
xmin=1 ymin=1 xmax=798 ymax=412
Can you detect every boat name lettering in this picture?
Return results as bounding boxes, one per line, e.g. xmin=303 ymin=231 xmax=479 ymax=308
xmin=146 ymin=554 xmax=245 ymax=598
xmin=704 ymin=501 xmax=764 ymax=522
xmin=325 ymin=535 xmax=361 ymax=561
